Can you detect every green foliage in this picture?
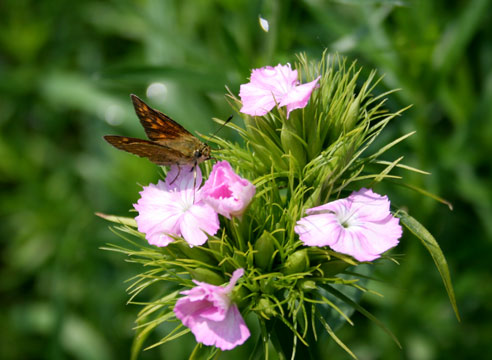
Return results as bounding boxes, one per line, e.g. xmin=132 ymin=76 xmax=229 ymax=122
xmin=1 ymin=0 xmax=490 ymax=359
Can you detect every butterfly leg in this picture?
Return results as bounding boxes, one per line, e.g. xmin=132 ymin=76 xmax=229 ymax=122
xmin=169 ymin=164 xmax=181 ymax=185
xmin=192 ymin=161 xmax=197 ymax=204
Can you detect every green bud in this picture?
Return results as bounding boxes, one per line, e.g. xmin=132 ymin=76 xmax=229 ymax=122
xmin=257 ymin=298 xmax=277 ymax=318
xmin=231 ymin=286 xmax=249 ymax=308
xmin=298 ymin=279 xmax=317 ymax=292
xmin=282 ymin=249 xmax=310 ymax=275
xmin=207 ymin=239 xmax=230 ymax=262
xmin=280 ymin=120 xmax=306 ymax=169
xmin=343 ymin=94 xmax=360 ymax=131
xmin=259 ymin=277 xmax=278 ymax=294
xmin=248 ymin=279 xmax=260 ymax=293
xmin=243 ymin=114 xmax=257 ymax=132
xmin=233 ymin=252 xmax=247 ymax=268
xmin=187 ymin=267 xmax=224 ymax=285
xmin=174 ymin=241 xmax=215 ymax=264
xmin=319 ymin=260 xmax=350 ymax=277
xmin=254 ymin=230 xmax=276 ymax=270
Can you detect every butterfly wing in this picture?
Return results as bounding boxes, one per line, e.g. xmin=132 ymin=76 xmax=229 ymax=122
xmin=104 ymin=95 xmax=210 ymax=166
xmin=130 ymin=94 xmax=192 ymax=142
xmin=103 ymin=135 xmax=192 ymax=165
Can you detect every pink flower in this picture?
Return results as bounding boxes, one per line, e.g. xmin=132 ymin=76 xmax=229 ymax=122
xmin=239 ymin=63 xmax=320 ymax=118
xmin=134 ymin=165 xmax=220 ymax=247
xmin=201 ymin=161 xmax=255 ymax=219
xmin=294 ymin=188 xmax=402 ymax=262
xmin=174 ymin=268 xmax=250 ymax=351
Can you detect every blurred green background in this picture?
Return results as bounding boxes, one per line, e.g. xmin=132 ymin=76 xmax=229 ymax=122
xmin=1 ymin=0 xmax=491 ymax=359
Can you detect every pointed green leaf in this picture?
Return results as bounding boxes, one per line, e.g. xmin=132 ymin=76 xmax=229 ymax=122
xmin=189 ymin=343 xmax=219 ymax=360
xmin=323 ymin=285 xmax=401 ymax=348
xmin=95 ymin=212 xmax=137 ymax=227
xmin=315 ymin=310 xmax=357 ymax=359
xmin=144 ymin=326 xmax=190 ymax=350
xmin=392 ymin=183 xmax=453 ymax=210
xmin=130 ymin=321 xmax=158 ymax=360
xmin=397 ymin=211 xmax=460 ymax=321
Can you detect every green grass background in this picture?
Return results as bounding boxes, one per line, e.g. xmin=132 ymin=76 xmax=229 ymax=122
xmin=1 ymin=0 xmax=491 ymax=359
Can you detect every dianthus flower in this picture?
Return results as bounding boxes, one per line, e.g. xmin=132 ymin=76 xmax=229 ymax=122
xmin=134 ymin=165 xmax=219 ymax=247
xmin=174 ymin=268 xmax=250 ymax=350
xmin=295 ymin=188 xmax=402 ymax=261
xmin=239 ymin=63 xmax=320 ymax=118
xmin=201 ymin=161 xmax=255 ymax=219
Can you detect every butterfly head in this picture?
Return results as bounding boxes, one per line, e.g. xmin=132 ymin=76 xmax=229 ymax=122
xmin=194 ymin=144 xmax=211 ymax=163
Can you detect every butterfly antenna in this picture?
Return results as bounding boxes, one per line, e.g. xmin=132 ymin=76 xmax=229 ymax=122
xmin=201 ymin=115 xmax=233 ymax=151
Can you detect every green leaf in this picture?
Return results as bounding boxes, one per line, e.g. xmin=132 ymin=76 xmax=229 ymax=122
xmin=144 ymin=325 xmax=190 ymax=350
xmin=130 ymin=321 xmax=158 ymax=360
xmin=323 ymin=285 xmax=401 ymax=348
xmin=315 ymin=310 xmax=357 ymax=360
xmin=189 ymin=343 xmax=219 ymax=360
xmin=391 ymin=182 xmax=453 ymax=210
xmin=397 ymin=211 xmax=461 ymax=321
xmin=248 ymin=334 xmax=266 ymax=360
xmin=95 ymin=212 xmax=137 ymax=227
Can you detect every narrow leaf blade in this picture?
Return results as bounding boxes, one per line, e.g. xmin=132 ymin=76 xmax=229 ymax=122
xmin=397 ymin=211 xmax=460 ymax=321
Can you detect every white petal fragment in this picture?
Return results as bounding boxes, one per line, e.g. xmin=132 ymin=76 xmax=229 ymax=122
xmin=259 ymin=16 xmax=269 ymax=32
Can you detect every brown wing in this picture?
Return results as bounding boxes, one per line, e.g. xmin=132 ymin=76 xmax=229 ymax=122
xmin=130 ymin=94 xmax=192 ymax=141
xmin=103 ymin=135 xmax=193 ymax=165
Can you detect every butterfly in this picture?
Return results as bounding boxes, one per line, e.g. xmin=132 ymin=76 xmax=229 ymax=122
xmin=104 ymin=94 xmax=211 ymax=168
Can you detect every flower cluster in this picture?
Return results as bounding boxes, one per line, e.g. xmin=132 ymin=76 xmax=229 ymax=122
xmin=134 ymin=161 xmax=255 ymax=348
xmin=238 ymin=62 xmax=402 ymax=262
xmin=103 ymin=53 xmax=456 ymax=359
xmin=134 ymin=161 xmax=255 ymax=247
xmin=130 ymin=62 xmax=402 ymax=352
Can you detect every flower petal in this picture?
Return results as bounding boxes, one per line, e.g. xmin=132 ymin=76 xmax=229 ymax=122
xmin=239 ymin=82 xmax=278 ymax=116
xmin=250 ymin=64 xmax=297 ymax=94
xmin=352 ymin=216 xmax=402 ymax=256
xmin=202 ymin=161 xmax=255 ymax=219
xmin=224 ymin=268 xmax=244 ymax=292
xmin=295 ymin=213 xmax=342 ymax=247
xmin=174 ymin=297 xmax=211 ymax=327
xmin=329 ymin=228 xmax=376 ymax=261
xmin=180 ymin=204 xmax=219 ymax=247
xmin=165 ymin=164 xmax=202 ymax=191
xmin=280 ymin=76 xmax=320 ymax=118
xmin=239 ymin=63 xmax=318 ymax=118
xmin=349 ymin=188 xmax=391 ymax=221
xmin=189 ymin=305 xmax=250 ymax=351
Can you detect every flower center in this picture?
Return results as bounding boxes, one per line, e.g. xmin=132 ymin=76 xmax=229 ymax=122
xmin=337 ymin=207 xmax=358 ymax=229
xmin=211 ymin=184 xmax=233 ymax=199
xmin=176 ymin=189 xmax=194 ymax=213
